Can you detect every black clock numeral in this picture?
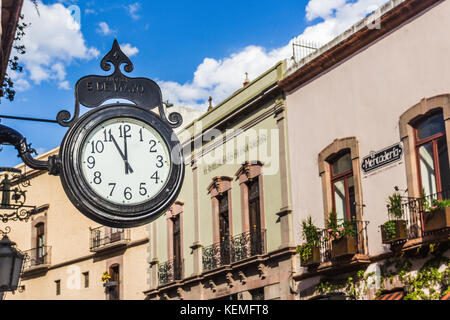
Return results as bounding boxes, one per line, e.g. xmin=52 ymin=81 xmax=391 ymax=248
xmin=93 ymin=171 xmax=102 ymax=185
xmin=151 ymin=171 xmax=160 ymax=184
xmin=87 ymin=156 xmax=96 ymax=169
xmin=139 ymin=129 xmax=144 ymax=142
xmin=91 ymin=141 xmax=105 ymax=154
xmin=103 ymin=129 xmax=113 ymax=142
xmin=108 ymin=183 xmax=116 ymax=197
xmin=149 ymin=140 xmax=157 ymax=153
xmin=156 ymin=155 xmax=164 ymax=168
xmin=139 ymin=183 xmax=147 ymax=196
xmin=124 ymin=187 xmax=133 ymax=200
xmin=119 ymin=125 xmax=132 ymax=138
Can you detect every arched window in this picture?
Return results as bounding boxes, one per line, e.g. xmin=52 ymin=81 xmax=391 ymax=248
xmin=414 ymin=112 xmax=449 ymax=197
xmin=329 ymin=151 xmax=356 ymax=222
xmin=399 ymin=95 xmax=450 ymax=198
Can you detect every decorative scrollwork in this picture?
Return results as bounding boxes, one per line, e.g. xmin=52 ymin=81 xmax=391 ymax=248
xmin=101 ymin=39 xmax=134 ymax=74
xmin=0 ymin=226 xmax=11 ymax=236
xmin=56 ymin=39 xmax=183 ymax=130
xmin=1 ymin=168 xmax=37 ymax=223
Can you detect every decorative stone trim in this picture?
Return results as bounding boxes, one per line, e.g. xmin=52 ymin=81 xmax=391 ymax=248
xmin=399 ymin=94 xmax=450 ymax=198
xmin=177 ymin=287 xmax=185 ymax=300
xmin=225 ymin=272 xmax=235 ymax=288
xmin=257 ymin=263 xmax=267 ymax=280
xmin=207 ymin=176 xmax=233 ymax=197
xmin=235 ymin=161 xmax=264 ymax=184
xmin=208 ymin=279 xmax=217 ymax=292
xmin=238 ymin=271 xmax=247 ymax=285
xmin=166 ymin=200 xmax=185 ymax=220
xmin=318 ymin=137 xmax=364 ymax=226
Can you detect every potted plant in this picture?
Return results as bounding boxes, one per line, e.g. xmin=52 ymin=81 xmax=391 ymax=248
xmin=102 ymin=271 xmax=117 ymax=288
xmin=296 ymin=216 xmax=322 ymax=267
xmin=380 ymin=193 xmax=408 ymax=244
xmin=421 ymin=197 xmax=450 ymax=233
xmin=326 ymin=212 xmax=357 ymax=259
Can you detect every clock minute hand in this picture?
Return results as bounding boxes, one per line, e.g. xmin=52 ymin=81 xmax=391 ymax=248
xmin=123 ymin=130 xmax=134 ymax=175
xmin=110 ymin=134 xmax=134 ymax=174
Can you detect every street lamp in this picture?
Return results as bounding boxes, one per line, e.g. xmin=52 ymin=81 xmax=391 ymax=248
xmin=0 ymin=234 xmax=25 ymax=294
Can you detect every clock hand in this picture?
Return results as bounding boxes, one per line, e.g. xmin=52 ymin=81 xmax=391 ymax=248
xmin=123 ymin=126 xmax=134 ymax=175
xmin=110 ymin=134 xmax=134 ymax=174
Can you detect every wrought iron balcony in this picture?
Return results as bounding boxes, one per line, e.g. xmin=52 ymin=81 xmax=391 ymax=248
xmin=158 ymin=259 xmax=184 ymax=286
xmin=202 ymin=229 xmax=267 ymax=273
xmin=310 ymin=220 xmax=369 ymax=266
xmin=90 ymin=226 xmax=130 ymax=252
xmin=23 ymin=246 xmax=51 ymax=271
xmin=388 ymin=189 xmax=450 ymax=243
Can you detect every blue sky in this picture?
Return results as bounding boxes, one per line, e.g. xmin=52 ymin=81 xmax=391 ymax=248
xmin=0 ymin=0 xmax=388 ymax=167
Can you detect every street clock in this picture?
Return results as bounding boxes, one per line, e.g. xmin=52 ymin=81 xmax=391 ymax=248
xmin=53 ymin=40 xmax=185 ymax=228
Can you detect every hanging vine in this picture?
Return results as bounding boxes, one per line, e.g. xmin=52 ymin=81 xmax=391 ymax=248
xmin=312 ymin=242 xmax=449 ymax=300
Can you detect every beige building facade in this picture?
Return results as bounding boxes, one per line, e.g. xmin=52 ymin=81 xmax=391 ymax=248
xmin=145 ymin=61 xmax=298 ymax=300
xmin=1 ymin=152 xmax=150 ymax=300
xmin=280 ymin=0 xmax=450 ymax=300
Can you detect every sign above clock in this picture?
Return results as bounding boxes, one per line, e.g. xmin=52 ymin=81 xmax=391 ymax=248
xmin=48 ymin=40 xmax=185 ymax=228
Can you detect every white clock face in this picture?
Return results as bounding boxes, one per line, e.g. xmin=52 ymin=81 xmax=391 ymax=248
xmin=80 ymin=117 xmax=171 ymax=205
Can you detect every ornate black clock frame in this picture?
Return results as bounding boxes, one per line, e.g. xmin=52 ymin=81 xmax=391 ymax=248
xmin=5 ymin=40 xmax=185 ymax=228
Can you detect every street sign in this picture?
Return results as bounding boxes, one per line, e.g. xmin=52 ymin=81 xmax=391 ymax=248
xmin=361 ymin=143 xmax=403 ymax=174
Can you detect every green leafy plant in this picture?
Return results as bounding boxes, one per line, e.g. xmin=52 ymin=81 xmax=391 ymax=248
xmin=426 ymin=199 xmax=450 ymax=213
xmin=326 ymin=211 xmax=356 ymax=241
xmin=296 ymin=216 xmax=321 ymax=263
xmin=382 ymin=220 xmax=397 ymax=241
xmin=387 ymin=193 xmax=404 ymax=219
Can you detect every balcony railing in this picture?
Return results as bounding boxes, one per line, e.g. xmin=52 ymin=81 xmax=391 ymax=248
xmin=158 ymin=259 xmax=184 ymax=286
xmin=315 ymin=220 xmax=369 ymax=265
xmin=23 ymin=246 xmax=51 ymax=270
xmin=202 ymin=229 xmax=266 ymax=273
xmin=394 ymin=189 xmax=450 ymax=242
xmin=90 ymin=227 xmax=130 ymax=251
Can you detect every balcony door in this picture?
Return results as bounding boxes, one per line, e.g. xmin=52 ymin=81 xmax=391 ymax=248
xmin=172 ymin=215 xmax=182 ymax=280
xmin=330 ymin=151 xmax=357 ymax=222
xmin=36 ymin=223 xmax=45 ymax=265
xmin=218 ymin=194 xmax=231 ymax=265
xmin=108 ymin=265 xmax=120 ymax=300
xmin=248 ymin=179 xmax=262 ymax=255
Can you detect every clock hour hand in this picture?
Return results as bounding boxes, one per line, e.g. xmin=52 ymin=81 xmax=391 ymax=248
xmin=110 ymin=134 xmax=134 ymax=174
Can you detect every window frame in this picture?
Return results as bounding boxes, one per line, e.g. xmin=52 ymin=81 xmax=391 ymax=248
xmin=329 ymin=151 xmax=356 ymax=222
xmin=318 ymin=137 xmax=363 ymax=227
xmin=413 ymin=112 xmax=447 ymax=198
xmin=399 ymin=95 xmax=450 ymax=199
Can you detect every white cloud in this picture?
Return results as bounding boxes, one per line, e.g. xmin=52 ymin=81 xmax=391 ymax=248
xmin=120 ymin=43 xmax=139 ymax=57
xmin=158 ymin=0 xmax=389 ymax=111
xmin=97 ymin=22 xmax=114 ymax=35
xmin=306 ymin=0 xmax=347 ymax=21
xmin=127 ymin=3 xmax=141 ymax=20
xmin=301 ymin=0 xmax=389 ymax=43
xmin=8 ymin=70 xmax=31 ymax=92
xmin=16 ymin=0 xmax=99 ymax=87
xmin=58 ymin=81 xmax=70 ymax=90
